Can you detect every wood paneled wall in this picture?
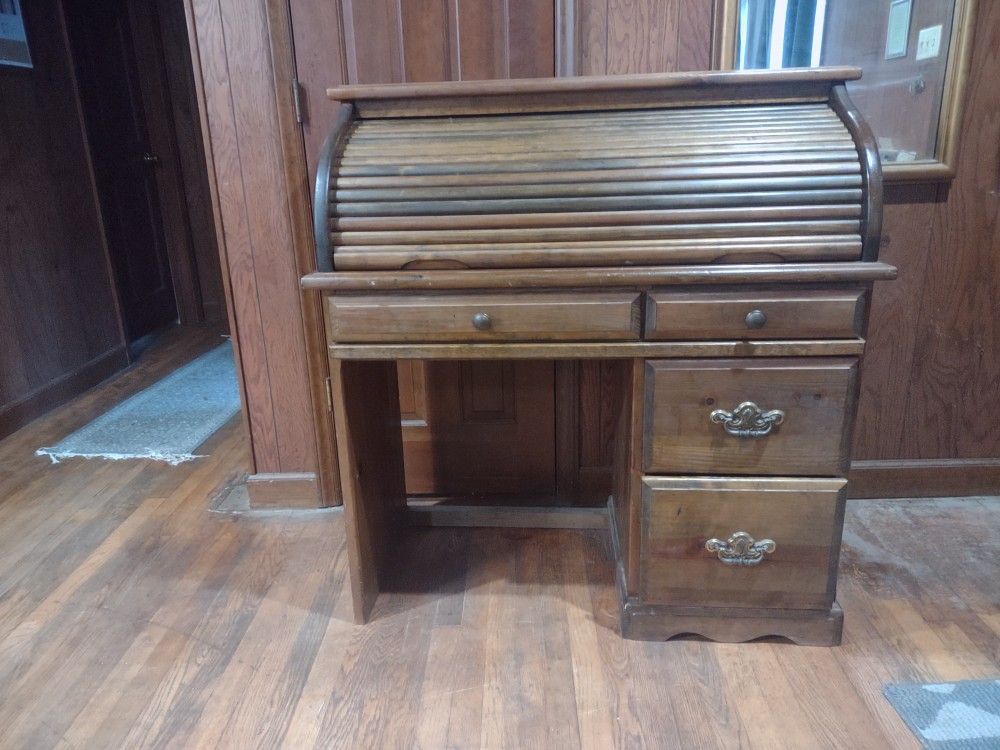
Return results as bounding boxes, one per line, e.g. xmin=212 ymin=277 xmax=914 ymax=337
xmin=571 ymin=0 xmax=713 ymax=75
xmin=186 ymin=0 xmax=1000 ymax=505
xmin=0 ymin=0 xmax=127 ymax=438
xmin=186 ymin=0 xmax=318 ymax=485
xmin=850 ymin=0 xmax=1000 ymax=496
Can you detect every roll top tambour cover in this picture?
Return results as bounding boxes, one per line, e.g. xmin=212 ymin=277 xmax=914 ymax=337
xmin=315 ymin=69 xmax=879 ymax=273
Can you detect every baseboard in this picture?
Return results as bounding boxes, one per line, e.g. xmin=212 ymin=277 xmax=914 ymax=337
xmin=246 ymin=472 xmax=322 ymax=509
xmin=849 ymin=459 xmax=1000 ymax=499
xmin=0 ymin=345 xmax=129 ymax=440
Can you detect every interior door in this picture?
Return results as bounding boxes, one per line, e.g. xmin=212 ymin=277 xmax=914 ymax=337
xmin=64 ymin=0 xmax=178 ymax=343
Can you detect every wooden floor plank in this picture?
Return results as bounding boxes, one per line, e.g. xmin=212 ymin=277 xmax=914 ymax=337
xmin=0 ymin=326 xmax=996 ymax=749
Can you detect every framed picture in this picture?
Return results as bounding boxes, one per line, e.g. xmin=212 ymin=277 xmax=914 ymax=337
xmin=712 ymin=0 xmax=978 ymax=181
xmin=0 ymin=0 xmax=31 ymax=68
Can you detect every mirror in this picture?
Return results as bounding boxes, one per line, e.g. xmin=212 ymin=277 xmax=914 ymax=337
xmin=712 ymin=0 xmax=977 ymax=181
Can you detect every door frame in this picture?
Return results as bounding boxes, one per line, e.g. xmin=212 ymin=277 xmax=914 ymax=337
xmin=62 ymin=0 xmax=205 ymax=338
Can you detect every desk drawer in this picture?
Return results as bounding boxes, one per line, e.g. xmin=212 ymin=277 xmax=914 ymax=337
xmin=644 ymin=358 xmax=856 ymax=476
xmin=645 ymin=288 xmax=865 ymax=340
xmin=326 ymin=292 xmax=642 ymax=342
xmin=640 ymin=476 xmax=845 ymax=610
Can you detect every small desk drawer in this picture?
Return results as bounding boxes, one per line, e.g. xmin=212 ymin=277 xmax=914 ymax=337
xmin=640 ymin=476 xmax=846 ymax=610
xmin=326 ymin=292 xmax=642 ymax=342
xmin=645 ymin=288 xmax=865 ymax=340
xmin=644 ymin=358 xmax=856 ymax=476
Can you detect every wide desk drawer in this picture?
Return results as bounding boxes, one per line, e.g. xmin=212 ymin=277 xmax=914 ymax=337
xmin=640 ymin=476 xmax=845 ymax=610
xmin=644 ymin=358 xmax=856 ymax=476
xmin=645 ymin=288 xmax=865 ymax=340
xmin=326 ymin=292 xmax=642 ymax=342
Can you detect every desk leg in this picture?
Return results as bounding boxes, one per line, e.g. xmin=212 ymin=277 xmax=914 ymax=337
xmin=329 ymin=359 xmax=407 ymax=623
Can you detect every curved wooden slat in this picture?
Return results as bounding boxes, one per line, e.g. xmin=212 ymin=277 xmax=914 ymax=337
xmin=331 ymin=219 xmax=861 ymax=246
xmin=337 ymin=157 xmax=861 ymax=179
xmin=333 ymin=189 xmax=863 ymax=218
xmin=333 ymin=174 xmax=863 ymax=202
xmin=332 ymin=204 xmax=861 ymax=233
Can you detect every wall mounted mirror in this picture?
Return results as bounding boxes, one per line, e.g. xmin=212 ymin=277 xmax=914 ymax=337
xmin=712 ymin=0 xmax=977 ymax=181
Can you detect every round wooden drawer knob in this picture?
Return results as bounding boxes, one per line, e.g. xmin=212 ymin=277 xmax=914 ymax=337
xmin=745 ymin=309 xmax=767 ymax=329
xmin=472 ymin=312 xmax=492 ymax=331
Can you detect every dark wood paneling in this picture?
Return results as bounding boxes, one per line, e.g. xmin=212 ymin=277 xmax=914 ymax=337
xmin=854 ymin=2 xmax=1000 ymax=468
xmin=574 ymin=0 xmax=713 ymax=75
xmin=286 ymin=0 xmax=347 ymax=185
xmin=0 ymin=0 xmax=126 ymax=439
xmin=851 ymin=184 xmax=938 ymax=459
xmin=899 ymin=6 xmax=1000 ymax=459
xmin=188 ymin=0 xmax=319 ymax=480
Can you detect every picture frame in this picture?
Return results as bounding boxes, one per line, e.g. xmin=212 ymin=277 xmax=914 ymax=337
xmin=711 ymin=0 xmax=978 ymax=182
xmin=0 ymin=0 xmax=31 ymax=69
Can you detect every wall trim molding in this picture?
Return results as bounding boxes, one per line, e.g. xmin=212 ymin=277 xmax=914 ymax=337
xmin=849 ymin=458 xmax=1000 ymax=499
xmin=246 ymin=472 xmax=322 ymax=509
xmin=0 ymin=346 xmax=129 ymax=440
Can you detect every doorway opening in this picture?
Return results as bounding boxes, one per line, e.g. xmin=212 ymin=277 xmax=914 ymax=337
xmin=63 ymin=0 xmax=226 ymax=356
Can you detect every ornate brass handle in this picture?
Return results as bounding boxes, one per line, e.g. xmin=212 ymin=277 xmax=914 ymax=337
xmin=710 ymin=401 xmax=784 ymax=438
xmin=705 ymin=532 xmax=776 ymax=567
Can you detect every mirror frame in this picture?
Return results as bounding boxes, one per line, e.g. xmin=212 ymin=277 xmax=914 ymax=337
xmin=710 ymin=0 xmax=978 ymax=182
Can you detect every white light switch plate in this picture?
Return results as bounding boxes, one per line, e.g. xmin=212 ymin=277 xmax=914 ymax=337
xmin=916 ymin=25 xmax=942 ymax=61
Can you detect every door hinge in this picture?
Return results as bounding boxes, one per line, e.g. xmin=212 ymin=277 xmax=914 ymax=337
xmin=324 ymin=376 xmax=333 ymax=411
xmin=292 ymin=77 xmax=305 ymax=124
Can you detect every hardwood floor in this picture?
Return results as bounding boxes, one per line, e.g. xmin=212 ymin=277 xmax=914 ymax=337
xmin=0 ymin=328 xmax=996 ymax=749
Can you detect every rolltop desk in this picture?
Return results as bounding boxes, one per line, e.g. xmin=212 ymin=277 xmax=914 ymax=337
xmin=302 ymin=68 xmax=896 ymax=645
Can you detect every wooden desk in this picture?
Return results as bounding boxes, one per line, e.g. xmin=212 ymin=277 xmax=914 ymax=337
xmin=303 ymin=69 xmax=895 ymax=645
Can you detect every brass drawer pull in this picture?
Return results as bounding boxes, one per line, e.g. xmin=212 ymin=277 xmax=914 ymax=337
xmin=705 ymin=531 xmax=776 ymax=567
xmin=472 ymin=311 xmax=492 ymax=331
xmin=710 ymin=401 xmax=784 ymax=438
xmin=745 ymin=309 xmax=767 ymax=329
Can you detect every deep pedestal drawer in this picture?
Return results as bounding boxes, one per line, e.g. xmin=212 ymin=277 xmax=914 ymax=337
xmin=643 ymin=358 xmax=857 ymax=476
xmin=640 ymin=476 xmax=847 ymax=610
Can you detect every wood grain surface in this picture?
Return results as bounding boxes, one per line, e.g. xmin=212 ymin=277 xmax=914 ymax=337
xmin=0 ymin=0 xmax=125 ymax=439
xmin=643 ymin=358 xmax=858 ymax=476
xmin=640 ymin=476 xmax=846 ymax=609
xmin=645 ymin=288 xmax=866 ymax=340
xmin=0 ymin=330 xmax=995 ymax=747
xmin=326 ymin=292 xmax=642 ymax=342
xmin=187 ymin=0 xmax=316 ymax=478
xmin=852 ymin=0 xmax=1000 ymax=474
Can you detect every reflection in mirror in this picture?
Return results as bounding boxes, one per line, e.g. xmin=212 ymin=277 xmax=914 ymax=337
xmin=733 ymin=0 xmax=958 ymax=165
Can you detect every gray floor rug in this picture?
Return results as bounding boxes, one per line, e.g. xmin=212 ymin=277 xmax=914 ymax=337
xmin=885 ymin=679 xmax=1000 ymax=749
xmin=37 ymin=342 xmax=239 ymax=465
